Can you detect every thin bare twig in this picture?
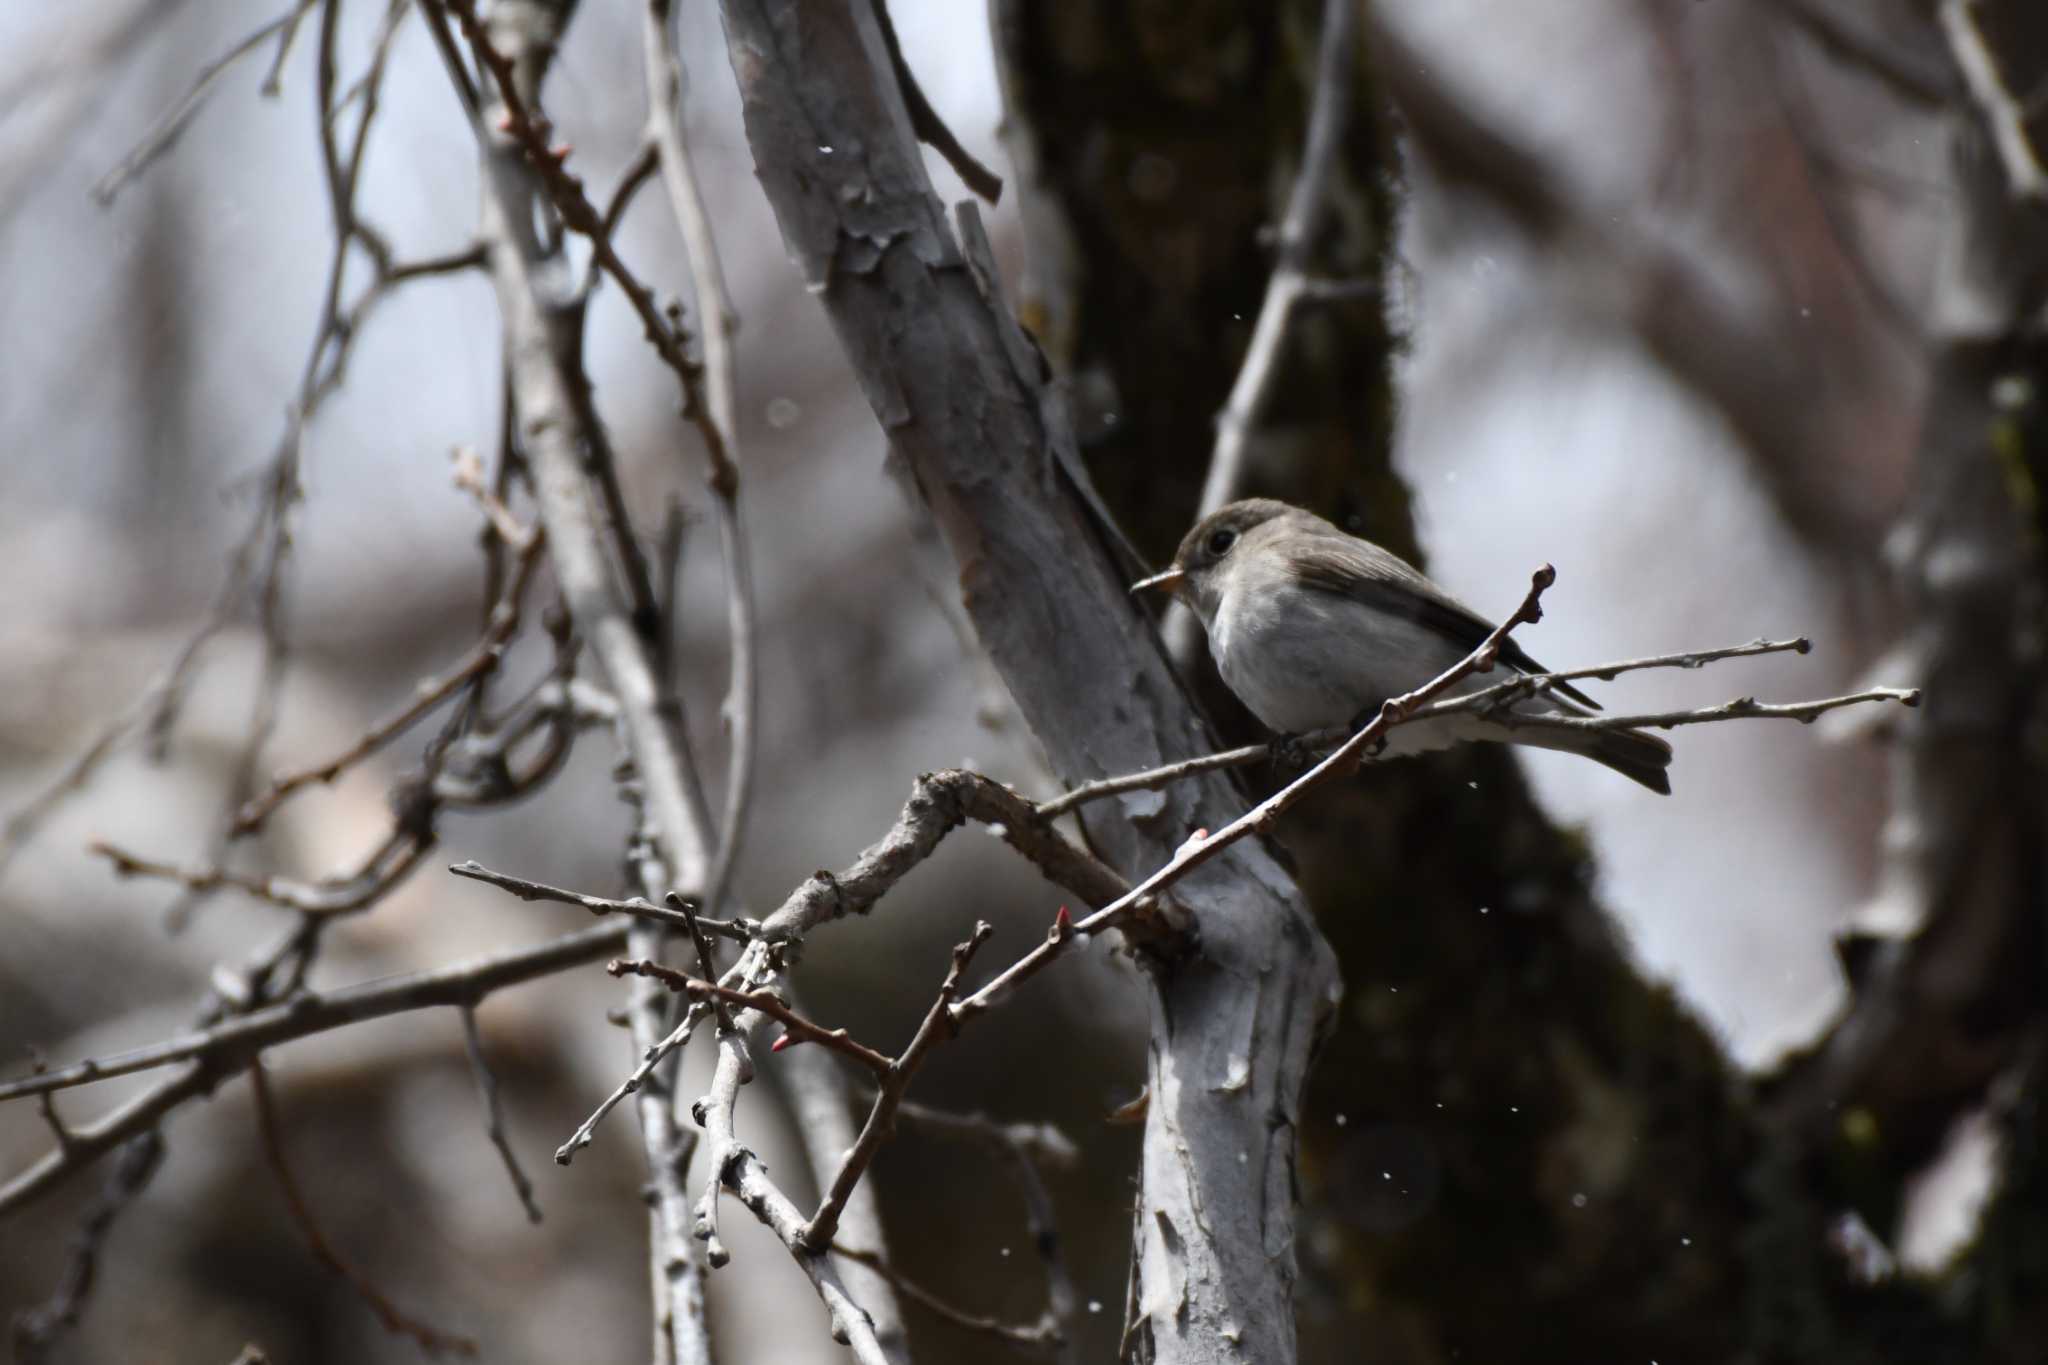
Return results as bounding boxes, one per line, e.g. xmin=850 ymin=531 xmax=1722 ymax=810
xmin=581 ymin=143 xmax=660 ymax=299
xmin=259 ymin=0 xmax=321 ymax=93
xmin=553 ymin=963 xmax=735 ymax=1169
xmin=7 ymin=1133 xmax=164 ymax=1364
xmin=643 ymin=0 xmax=737 ymax=394
xmin=2 ymin=0 xmax=449 ymax=882
xmin=1034 ymin=743 xmax=1271 ymax=821
xmin=92 ymin=0 xmax=321 ymax=205
xmin=0 ymin=922 xmax=629 ymax=1112
xmin=570 ymin=766 xmax=1126 ymax=1176
xmin=91 ymin=829 xmax=436 ymax=918
xmin=449 ymin=860 xmax=756 ymax=939
xmin=1454 ymin=636 xmax=1814 ymax=697
xmin=460 ymin=1006 xmax=542 ymax=1224
xmin=610 ymin=961 xmax=893 ymax=1074
xmin=1484 ymin=687 xmax=1921 ymax=735
xmin=804 ymin=922 xmax=995 ymax=1251
xmin=893 ymin=1101 xmax=1080 ymax=1171
xmin=249 ymin=1063 xmax=478 ymax=1356
xmin=641 ymin=0 xmax=758 ymax=936
xmin=1199 ymin=0 xmax=1357 ymax=512
xmin=231 ymin=530 xmax=545 ymax=834
xmin=866 ymin=0 xmax=1003 ymax=202
xmin=444 ymin=0 xmax=737 ymax=489
xmin=699 ymin=481 xmax=758 ymax=919
xmin=1169 ymin=0 xmax=1358 ymax=661
xmin=34 ymin=1085 xmax=75 ymax=1154
xmin=893 ymin=1101 xmax=1081 ymax=1365
xmin=830 ymin=1244 xmax=1064 ymax=1356
xmin=387 ymin=241 xmax=492 ymax=283
xmin=1038 ymin=636 xmax=1901 ymax=818
xmin=450 ymin=443 xmax=539 ymax=550
xmin=1938 ymin=0 xmax=2048 ymax=200
xmin=665 ymin=894 xmax=735 ymax=1033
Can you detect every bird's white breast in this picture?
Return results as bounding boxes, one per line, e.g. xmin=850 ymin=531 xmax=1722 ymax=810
xmin=1207 ymin=566 xmax=1483 ymax=741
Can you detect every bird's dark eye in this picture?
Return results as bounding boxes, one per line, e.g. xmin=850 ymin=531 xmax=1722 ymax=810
xmin=1205 ymin=528 xmax=1238 ymax=558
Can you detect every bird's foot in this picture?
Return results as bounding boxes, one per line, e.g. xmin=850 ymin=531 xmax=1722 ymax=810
xmin=1346 ymin=705 xmax=1395 ymax=756
xmin=1269 ymin=732 xmax=1322 ymax=772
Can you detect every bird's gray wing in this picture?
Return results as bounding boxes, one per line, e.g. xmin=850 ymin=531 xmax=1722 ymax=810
xmin=1289 ymin=539 xmax=1601 ymax=710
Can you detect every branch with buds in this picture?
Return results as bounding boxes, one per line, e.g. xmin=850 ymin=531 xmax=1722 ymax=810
xmin=1040 ymin=633 xmax=1918 ymax=818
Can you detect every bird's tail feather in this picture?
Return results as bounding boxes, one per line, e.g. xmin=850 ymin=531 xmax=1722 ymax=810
xmin=1500 ymin=720 xmax=1674 ymax=795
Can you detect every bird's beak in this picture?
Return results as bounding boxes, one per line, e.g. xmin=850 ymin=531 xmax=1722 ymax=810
xmin=1130 ymin=567 xmax=1186 ymax=596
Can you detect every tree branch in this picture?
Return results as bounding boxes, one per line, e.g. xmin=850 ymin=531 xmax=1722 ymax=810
xmin=425 ymin=3 xmax=742 ymax=1355
xmin=611 ymin=961 xmax=893 ymax=1075
xmin=830 ymin=1243 xmax=1065 ymax=1356
xmin=0 ymin=922 xmax=630 ymax=1110
xmin=1190 ymin=0 xmax=1356 ymax=529
xmin=248 ymin=1063 xmax=477 ymax=1356
xmin=641 ymin=0 xmax=758 ymax=932
xmin=804 ymin=921 xmax=994 ymax=1250
xmin=448 ymin=860 xmax=757 ymax=939
xmin=1938 ymin=0 xmax=2048 ymax=200
xmin=1038 ymin=636 xmax=1909 ymax=817
xmin=460 ymin=1006 xmax=543 ymax=1224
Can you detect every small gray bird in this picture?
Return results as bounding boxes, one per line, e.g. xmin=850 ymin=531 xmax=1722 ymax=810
xmin=1133 ymin=499 xmax=1672 ymax=794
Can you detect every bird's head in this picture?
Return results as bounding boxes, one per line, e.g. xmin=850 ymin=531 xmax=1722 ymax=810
xmin=1130 ymin=499 xmax=1302 ymax=615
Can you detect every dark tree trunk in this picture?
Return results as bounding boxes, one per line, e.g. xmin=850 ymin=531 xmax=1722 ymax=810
xmin=993 ymin=1 xmax=2048 ymax=1362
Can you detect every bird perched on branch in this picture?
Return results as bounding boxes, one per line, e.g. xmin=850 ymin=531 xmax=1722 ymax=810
xmin=1132 ymin=498 xmax=1672 ymax=793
